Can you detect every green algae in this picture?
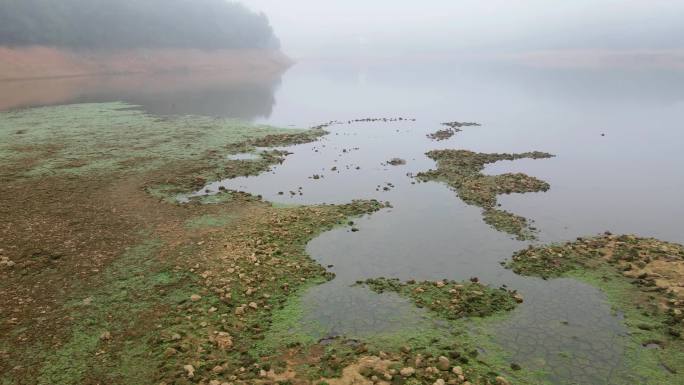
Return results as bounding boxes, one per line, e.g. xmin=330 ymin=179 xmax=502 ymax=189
xmin=36 ymin=239 xmax=170 ymax=385
xmin=252 ymin=279 xmax=328 ymax=357
xmin=0 ymin=102 xmax=325 ymax=196
xmin=417 ymin=149 xmax=554 ymax=240
xmin=566 ymin=268 xmax=684 ymax=385
xmin=257 ymin=275 xmax=548 ymax=384
xmin=507 ymin=235 xmax=684 ymax=384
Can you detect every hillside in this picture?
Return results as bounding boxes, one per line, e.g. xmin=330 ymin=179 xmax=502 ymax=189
xmin=0 ymin=0 xmax=279 ymax=50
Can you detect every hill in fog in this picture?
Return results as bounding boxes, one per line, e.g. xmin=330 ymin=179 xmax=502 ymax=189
xmin=0 ymin=0 xmax=279 ymax=50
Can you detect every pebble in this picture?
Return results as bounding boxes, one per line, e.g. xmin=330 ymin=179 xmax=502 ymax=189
xmin=183 ymin=364 xmax=195 ymax=378
xmin=437 ymin=356 xmax=450 ymax=371
xmin=215 ymin=332 xmax=233 ymax=350
xmin=100 ymin=331 xmax=111 ymax=341
xmin=400 ymin=367 xmax=415 ymax=377
xmin=434 ymin=379 xmax=446 ymax=385
xmin=452 ymin=366 xmax=463 ymax=375
xmin=496 ymin=376 xmax=510 ymax=385
xmin=190 ymin=294 xmax=201 ymax=302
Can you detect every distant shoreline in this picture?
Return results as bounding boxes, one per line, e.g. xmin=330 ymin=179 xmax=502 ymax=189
xmin=0 ymin=46 xmax=292 ymax=81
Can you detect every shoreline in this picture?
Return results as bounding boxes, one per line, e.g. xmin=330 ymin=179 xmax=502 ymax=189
xmin=0 ymin=46 xmax=292 ymax=82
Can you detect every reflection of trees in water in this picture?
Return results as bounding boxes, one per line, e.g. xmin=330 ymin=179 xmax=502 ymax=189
xmin=0 ymin=69 xmax=284 ymax=120
xmin=76 ymin=74 xmax=282 ymax=120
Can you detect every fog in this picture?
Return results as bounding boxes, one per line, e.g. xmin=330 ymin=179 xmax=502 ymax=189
xmin=241 ymin=0 xmax=684 ymax=58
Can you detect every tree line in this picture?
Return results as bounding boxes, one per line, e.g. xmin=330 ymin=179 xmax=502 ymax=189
xmin=0 ymin=0 xmax=279 ymax=49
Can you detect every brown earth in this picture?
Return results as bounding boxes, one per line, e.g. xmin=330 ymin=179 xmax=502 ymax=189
xmin=0 ymin=46 xmax=291 ymax=81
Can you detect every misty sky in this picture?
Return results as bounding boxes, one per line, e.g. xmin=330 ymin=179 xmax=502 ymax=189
xmin=241 ymin=0 xmax=684 ymax=57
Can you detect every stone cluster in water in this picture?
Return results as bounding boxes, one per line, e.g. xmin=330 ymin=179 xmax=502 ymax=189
xmin=361 ymin=277 xmax=522 ymax=320
xmin=417 ymin=149 xmax=554 ymax=240
xmin=427 ymin=122 xmax=482 ymax=141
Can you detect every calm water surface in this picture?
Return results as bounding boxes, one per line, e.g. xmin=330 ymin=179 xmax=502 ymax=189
xmin=3 ymin=55 xmax=683 ymax=384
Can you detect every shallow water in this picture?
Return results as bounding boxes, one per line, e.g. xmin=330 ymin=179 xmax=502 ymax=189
xmin=3 ymin=55 xmax=684 ymax=384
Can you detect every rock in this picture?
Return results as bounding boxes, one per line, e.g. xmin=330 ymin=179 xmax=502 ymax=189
xmin=99 ymin=331 xmax=111 ymax=341
xmin=452 ymin=366 xmax=463 ymax=375
xmin=436 ymin=281 xmax=446 ymax=288
xmin=400 ymin=367 xmax=415 ymax=377
xmin=183 ymin=364 xmax=195 ymax=378
xmin=495 ymin=376 xmax=510 ymax=385
xmin=164 ymin=348 xmax=177 ymax=357
xmin=215 ymin=332 xmax=233 ymax=350
xmin=248 ymin=302 xmax=258 ymax=309
xmin=434 ymin=380 xmax=446 ymax=385
xmin=190 ymin=294 xmax=202 ymax=302
xmin=209 ymin=381 xmax=221 ymax=385
xmin=437 ymin=356 xmax=450 ymax=371
xmin=171 ymin=333 xmax=182 ymax=341
xmin=212 ymin=365 xmax=225 ymax=374
xmin=0 ymin=256 xmax=15 ymax=268
xmin=425 ymin=366 xmax=439 ymax=375
xmin=513 ymin=293 xmax=524 ymax=303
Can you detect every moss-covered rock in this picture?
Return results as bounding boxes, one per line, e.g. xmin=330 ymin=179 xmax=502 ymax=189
xmin=417 ymin=149 xmax=554 ymax=240
xmin=361 ymin=278 xmax=520 ymax=320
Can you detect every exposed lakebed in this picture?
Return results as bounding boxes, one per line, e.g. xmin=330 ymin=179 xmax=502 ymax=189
xmin=3 ymin=58 xmax=684 ymax=385
xmin=188 ymin=118 xmax=651 ymax=384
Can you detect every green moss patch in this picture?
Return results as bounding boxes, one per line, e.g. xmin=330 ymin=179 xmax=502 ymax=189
xmin=360 ymin=278 xmax=521 ymax=320
xmin=35 ymin=239 xmax=188 ymax=385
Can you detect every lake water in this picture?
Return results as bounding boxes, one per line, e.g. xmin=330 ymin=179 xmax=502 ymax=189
xmin=2 ymin=53 xmax=683 ymax=384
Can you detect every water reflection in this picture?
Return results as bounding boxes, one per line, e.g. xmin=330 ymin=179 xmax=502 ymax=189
xmin=0 ymin=69 xmax=284 ymax=120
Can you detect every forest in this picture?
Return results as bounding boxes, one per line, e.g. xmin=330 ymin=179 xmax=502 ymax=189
xmin=0 ymin=0 xmax=279 ymax=49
